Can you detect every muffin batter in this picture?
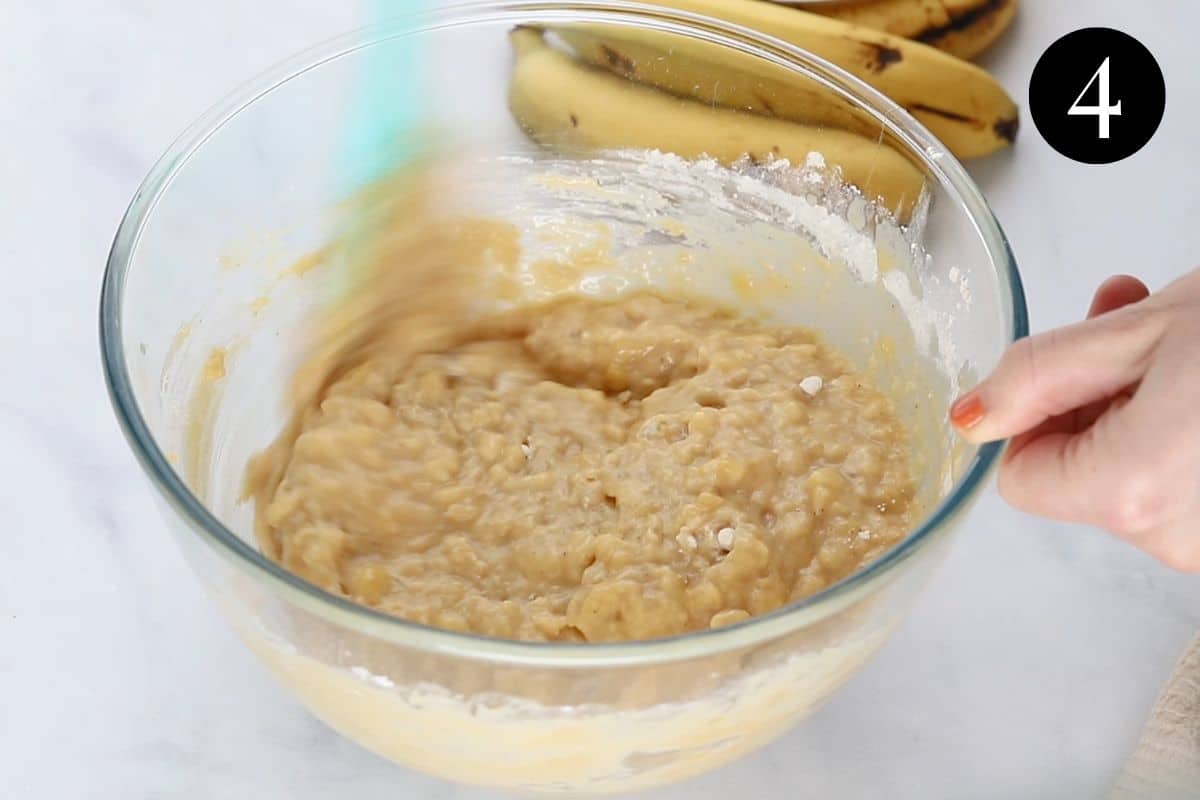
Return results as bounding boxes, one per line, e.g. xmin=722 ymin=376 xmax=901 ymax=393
xmin=246 ymin=291 xmax=918 ymax=642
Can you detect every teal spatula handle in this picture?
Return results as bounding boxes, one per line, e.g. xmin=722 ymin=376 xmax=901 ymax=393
xmin=339 ymin=0 xmax=428 ymax=194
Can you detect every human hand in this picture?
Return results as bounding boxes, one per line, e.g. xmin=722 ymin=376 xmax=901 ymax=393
xmin=950 ymin=270 xmax=1200 ymax=571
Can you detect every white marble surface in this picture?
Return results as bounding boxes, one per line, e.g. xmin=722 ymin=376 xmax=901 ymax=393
xmin=4 ymin=1 xmax=1199 ymax=798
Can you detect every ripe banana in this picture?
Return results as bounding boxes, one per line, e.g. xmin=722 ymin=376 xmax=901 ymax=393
xmin=813 ymin=0 xmax=1019 ymax=61
xmin=550 ymin=0 xmax=1018 ymax=159
xmin=507 ymin=27 xmax=926 ymax=221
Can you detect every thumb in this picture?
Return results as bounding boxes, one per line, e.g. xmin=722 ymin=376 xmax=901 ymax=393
xmin=950 ymin=297 xmax=1164 ymax=444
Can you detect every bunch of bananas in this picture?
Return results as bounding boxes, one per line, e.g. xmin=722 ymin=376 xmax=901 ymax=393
xmin=507 ymin=0 xmax=1019 ymax=220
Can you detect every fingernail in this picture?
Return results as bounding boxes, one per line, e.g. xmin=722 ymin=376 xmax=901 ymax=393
xmin=950 ymin=392 xmax=985 ymax=430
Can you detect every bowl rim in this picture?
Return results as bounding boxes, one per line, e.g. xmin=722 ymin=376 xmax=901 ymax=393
xmin=99 ymin=0 xmax=1028 ymax=667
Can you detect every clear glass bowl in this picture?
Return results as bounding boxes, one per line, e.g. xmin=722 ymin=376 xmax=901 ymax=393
xmin=100 ymin=2 xmax=1026 ymax=794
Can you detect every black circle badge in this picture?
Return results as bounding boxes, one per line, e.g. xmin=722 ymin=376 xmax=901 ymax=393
xmin=1029 ymin=28 xmax=1166 ymax=164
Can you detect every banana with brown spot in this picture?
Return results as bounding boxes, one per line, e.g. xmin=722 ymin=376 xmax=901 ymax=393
xmin=814 ymin=0 xmax=1019 ymax=61
xmin=507 ymin=27 xmax=926 ymax=221
xmin=550 ymin=0 xmax=1019 ymax=159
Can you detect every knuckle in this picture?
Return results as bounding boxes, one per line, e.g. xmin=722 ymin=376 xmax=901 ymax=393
xmin=1109 ymin=302 xmax=1163 ymax=332
xmin=1104 ymin=303 xmax=1170 ymax=356
xmin=1103 ymin=474 xmax=1170 ymax=535
xmin=1007 ymin=335 xmax=1036 ymax=381
xmin=1006 ymin=332 xmax=1058 ymax=416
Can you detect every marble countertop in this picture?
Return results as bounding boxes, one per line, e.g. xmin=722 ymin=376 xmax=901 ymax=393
xmin=4 ymin=1 xmax=1199 ymax=797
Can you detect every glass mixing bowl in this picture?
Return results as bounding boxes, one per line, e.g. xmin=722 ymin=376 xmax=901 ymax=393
xmin=101 ymin=1 xmax=1026 ymax=794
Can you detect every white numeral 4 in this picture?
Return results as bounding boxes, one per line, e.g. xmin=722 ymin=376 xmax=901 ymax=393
xmin=1069 ymin=57 xmax=1123 ymax=139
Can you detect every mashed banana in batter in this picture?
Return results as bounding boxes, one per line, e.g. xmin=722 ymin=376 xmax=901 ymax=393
xmin=243 ymin=166 xmax=919 ymax=643
xmin=247 ymin=289 xmax=917 ymax=642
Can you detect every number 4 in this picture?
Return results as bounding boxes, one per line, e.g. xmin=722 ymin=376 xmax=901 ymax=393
xmin=1069 ymin=57 xmax=1123 ymax=139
